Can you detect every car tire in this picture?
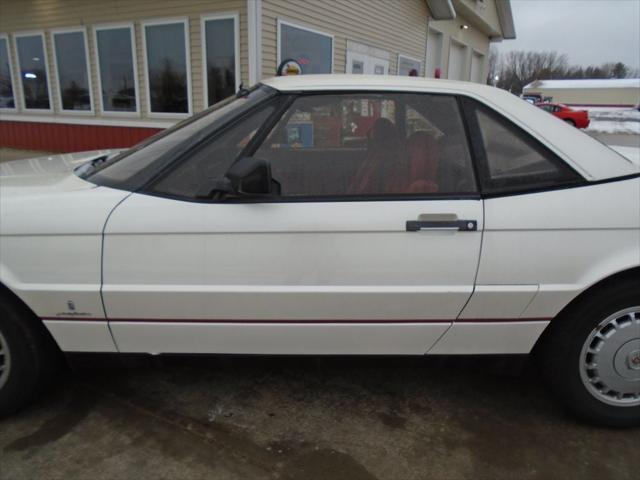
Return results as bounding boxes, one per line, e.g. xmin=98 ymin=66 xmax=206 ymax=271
xmin=564 ymin=118 xmax=576 ymax=127
xmin=536 ymin=279 xmax=640 ymax=427
xmin=0 ymin=290 xmax=62 ymax=418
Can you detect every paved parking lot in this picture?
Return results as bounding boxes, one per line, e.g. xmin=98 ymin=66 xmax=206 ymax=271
xmin=1 ymin=356 xmax=638 ymax=480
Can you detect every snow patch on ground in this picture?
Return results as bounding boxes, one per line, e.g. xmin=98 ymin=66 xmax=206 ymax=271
xmin=583 ymin=107 xmax=640 ymax=134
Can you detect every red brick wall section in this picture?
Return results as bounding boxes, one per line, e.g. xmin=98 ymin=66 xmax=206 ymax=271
xmin=0 ymin=121 xmax=163 ymax=152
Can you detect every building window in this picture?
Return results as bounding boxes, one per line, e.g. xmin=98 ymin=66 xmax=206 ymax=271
xmin=398 ymin=55 xmax=422 ymax=76
xmin=143 ymin=19 xmax=191 ymax=115
xmin=278 ymin=20 xmax=333 ymax=74
xmin=15 ymin=33 xmax=51 ymax=110
xmin=202 ymin=14 xmax=239 ymax=107
xmin=52 ymin=29 xmax=92 ymax=112
xmin=0 ymin=35 xmax=16 ymax=109
xmin=95 ymin=24 xmax=138 ymax=114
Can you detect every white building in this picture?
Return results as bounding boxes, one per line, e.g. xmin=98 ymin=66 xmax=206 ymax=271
xmin=523 ymin=79 xmax=640 ymax=107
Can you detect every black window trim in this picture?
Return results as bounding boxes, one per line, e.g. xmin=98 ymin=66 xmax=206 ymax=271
xmin=460 ymin=96 xmax=588 ymax=198
xmin=145 ymin=89 xmax=481 ymax=203
xmin=138 ymin=189 xmax=483 ymax=204
xmin=131 ymin=89 xmax=614 ymax=205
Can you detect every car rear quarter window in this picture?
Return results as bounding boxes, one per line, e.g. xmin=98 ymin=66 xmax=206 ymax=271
xmin=465 ymin=99 xmax=583 ymax=195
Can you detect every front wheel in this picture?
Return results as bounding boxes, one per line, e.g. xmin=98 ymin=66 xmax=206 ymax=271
xmin=564 ymin=118 xmax=576 ymax=127
xmin=537 ymin=281 xmax=640 ymax=427
xmin=0 ymin=292 xmax=61 ymax=417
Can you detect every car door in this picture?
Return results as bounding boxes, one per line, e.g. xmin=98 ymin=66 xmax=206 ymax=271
xmin=102 ymin=91 xmax=483 ymax=355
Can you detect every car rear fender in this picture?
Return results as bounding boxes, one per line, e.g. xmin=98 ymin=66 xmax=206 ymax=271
xmin=532 ymin=265 xmax=640 ymax=352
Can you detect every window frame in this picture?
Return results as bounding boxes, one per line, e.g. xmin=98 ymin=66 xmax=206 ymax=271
xmin=397 ymin=54 xmax=423 ymax=76
xmin=141 ymin=16 xmax=192 ymax=118
xmin=144 ymin=90 xmax=482 ymax=204
xmin=51 ymin=26 xmax=94 ymax=115
xmin=277 ymin=19 xmax=334 ymax=74
xmin=460 ymin=96 xmax=586 ymax=197
xmin=200 ymin=12 xmax=241 ymax=109
xmin=0 ymin=33 xmax=18 ymax=112
xmin=93 ymin=22 xmax=140 ymax=117
xmin=13 ymin=30 xmax=53 ymax=113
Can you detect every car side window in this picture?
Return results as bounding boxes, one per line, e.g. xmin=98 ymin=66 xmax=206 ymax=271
xmin=152 ymin=104 xmax=277 ymax=198
xmin=468 ymin=100 xmax=582 ymax=194
xmin=253 ymin=93 xmax=477 ymax=198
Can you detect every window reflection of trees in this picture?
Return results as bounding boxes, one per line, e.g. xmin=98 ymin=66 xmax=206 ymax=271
xmin=0 ymin=56 xmax=14 ymax=107
xmin=207 ymin=62 xmax=234 ymax=106
xmin=111 ymin=77 xmax=136 ymax=110
xmin=61 ymin=81 xmax=90 ymax=110
xmin=22 ymin=68 xmax=49 ymax=109
xmin=150 ymin=58 xmax=187 ymax=113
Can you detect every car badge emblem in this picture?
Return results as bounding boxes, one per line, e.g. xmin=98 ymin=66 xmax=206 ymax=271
xmin=67 ymin=300 xmax=76 ymax=311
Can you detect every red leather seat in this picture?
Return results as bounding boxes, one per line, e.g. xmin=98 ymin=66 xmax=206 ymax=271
xmin=352 ymin=118 xmax=403 ymax=195
xmin=405 ymin=131 xmax=439 ymax=193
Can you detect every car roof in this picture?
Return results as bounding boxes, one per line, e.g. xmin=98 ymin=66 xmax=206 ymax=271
xmin=261 ymin=75 xmax=638 ymax=181
xmin=263 ymin=74 xmax=485 ymax=92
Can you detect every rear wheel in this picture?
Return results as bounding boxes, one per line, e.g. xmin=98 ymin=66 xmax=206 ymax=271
xmin=537 ymin=280 xmax=640 ymax=427
xmin=0 ymin=292 xmax=61 ymax=417
xmin=564 ymin=118 xmax=576 ymax=127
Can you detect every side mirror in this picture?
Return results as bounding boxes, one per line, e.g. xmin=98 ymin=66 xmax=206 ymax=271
xmin=225 ymin=156 xmax=280 ymax=196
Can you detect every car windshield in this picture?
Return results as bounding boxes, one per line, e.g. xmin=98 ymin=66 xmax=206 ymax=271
xmin=81 ymin=84 xmax=277 ymax=190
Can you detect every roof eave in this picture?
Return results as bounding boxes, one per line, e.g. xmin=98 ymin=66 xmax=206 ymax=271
xmin=495 ymin=0 xmax=516 ymax=40
xmin=426 ymin=0 xmax=456 ymax=20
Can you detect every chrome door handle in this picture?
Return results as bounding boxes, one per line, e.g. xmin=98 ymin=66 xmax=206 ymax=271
xmin=406 ymin=220 xmax=477 ymax=232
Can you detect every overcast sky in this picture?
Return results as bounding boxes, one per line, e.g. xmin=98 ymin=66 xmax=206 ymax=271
xmin=495 ymin=0 xmax=640 ymax=70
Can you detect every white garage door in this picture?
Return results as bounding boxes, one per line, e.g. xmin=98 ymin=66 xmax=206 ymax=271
xmin=470 ymin=51 xmax=484 ymax=83
xmin=448 ymin=41 xmax=467 ymax=81
xmin=426 ymin=28 xmax=443 ymax=77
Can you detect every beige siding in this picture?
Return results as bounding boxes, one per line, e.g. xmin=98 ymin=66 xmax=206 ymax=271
xmin=261 ymin=0 xmax=429 ymax=78
xmin=0 ymin=0 xmax=500 ymax=127
xmin=0 ymin=0 xmax=248 ymax=119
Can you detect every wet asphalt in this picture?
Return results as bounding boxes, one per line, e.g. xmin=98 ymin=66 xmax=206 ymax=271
xmin=1 ymin=355 xmax=638 ymax=480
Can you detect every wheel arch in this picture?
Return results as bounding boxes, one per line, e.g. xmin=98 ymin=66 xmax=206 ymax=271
xmin=533 ymin=265 xmax=640 ymax=352
xmin=0 ymin=280 xmax=60 ymax=349
xmin=0 ymin=280 xmax=34 ymax=314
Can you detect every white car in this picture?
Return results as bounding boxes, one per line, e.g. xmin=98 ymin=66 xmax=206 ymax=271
xmin=1 ymin=76 xmax=638 ymax=426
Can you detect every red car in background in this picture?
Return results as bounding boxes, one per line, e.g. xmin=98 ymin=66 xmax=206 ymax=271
xmin=536 ymin=102 xmax=590 ymax=128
